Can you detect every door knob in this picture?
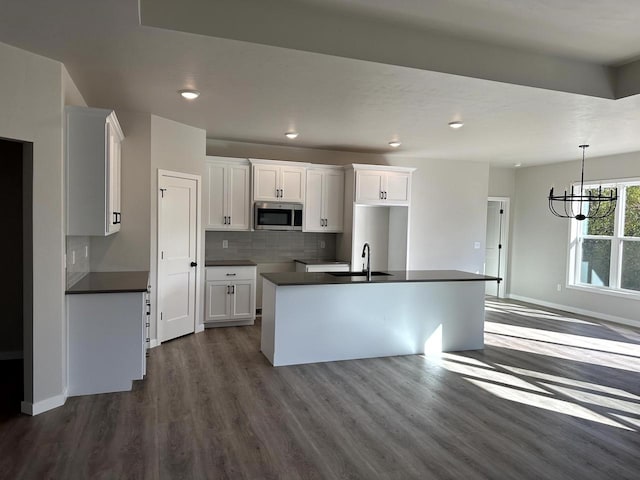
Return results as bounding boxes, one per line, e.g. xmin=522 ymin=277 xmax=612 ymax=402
xmin=190 ymin=261 xmax=197 ymax=267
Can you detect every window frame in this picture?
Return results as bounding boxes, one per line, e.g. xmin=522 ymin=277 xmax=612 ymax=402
xmin=567 ymin=177 xmax=640 ymax=298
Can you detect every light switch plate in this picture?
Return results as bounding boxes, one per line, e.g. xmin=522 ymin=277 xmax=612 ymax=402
xmin=320 ymin=240 xmax=325 ymax=249
xmin=222 ymin=240 xmax=228 ymax=249
xmin=474 ymin=241 xmax=481 ymax=249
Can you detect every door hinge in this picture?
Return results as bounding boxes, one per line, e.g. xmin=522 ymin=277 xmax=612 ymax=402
xmin=498 ymin=244 xmax=502 ymax=249
xmin=160 ymin=312 xmax=163 ymax=320
xmin=160 ymin=188 xmax=167 ymax=198
xmin=500 ymin=209 xmax=504 ymax=214
xmin=161 ymin=251 xmax=164 ymax=259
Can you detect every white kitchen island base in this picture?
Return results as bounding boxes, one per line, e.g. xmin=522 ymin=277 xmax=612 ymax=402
xmin=261 ymin=272 xmax=489 ymax=367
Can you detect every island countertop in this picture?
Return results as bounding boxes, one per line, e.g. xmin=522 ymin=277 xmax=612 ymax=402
xmin=261 ymin=269 xmax=499 ymax=286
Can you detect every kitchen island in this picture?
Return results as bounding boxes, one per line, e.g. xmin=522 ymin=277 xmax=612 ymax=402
xmin=260 ymin=270 xmax=499 ymax=366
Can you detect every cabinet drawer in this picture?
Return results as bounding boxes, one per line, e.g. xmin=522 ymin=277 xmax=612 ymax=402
xmin=206 ymin=266 xmax=256 ymax=281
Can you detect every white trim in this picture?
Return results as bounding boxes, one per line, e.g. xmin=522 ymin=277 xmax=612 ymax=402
xmin=0 ymin=350 xmax=23 ymax=360
xmin=487 ymin=197 xmax=510 ymax=298
xmin=21 ymin=389 xmax=67 ymax=416
xmin=195 ymin=323 xmax=205 ymax=333
xmin=508 ymin=294 xmax=640 ymax=329
xmin=567 ymin=283 xmax=640 ymax=300
xmin=149 ymin=338 xmax=160 ymax=348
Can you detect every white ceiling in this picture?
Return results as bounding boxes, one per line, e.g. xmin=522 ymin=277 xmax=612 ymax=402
xmin=2 ymin=0 xmax=640 ymax=166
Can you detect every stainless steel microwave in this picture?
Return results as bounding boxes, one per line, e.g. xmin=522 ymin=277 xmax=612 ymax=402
xmin=254 ymin=202 xmax=303 ymax=231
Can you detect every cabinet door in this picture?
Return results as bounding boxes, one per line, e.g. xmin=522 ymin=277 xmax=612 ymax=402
xmin=304 ymin=170 xmax=324 ymax=231
xmin=105 ymin=119 xmax=121 ymax=234
xmin=206 ymin=163 xmax=227 ymax=229
xmin=385 ymin=172 xmax=411 ymax=205
xmin=253 ymin=164 xmax=279 ymax=201
xmin=324 ymin=170 xmax=344 ymax=232
xmin=205 ymin=281 xmax=231 ymax=322
xmin=227 ymin=165 xmax=250 ymax=230
xmin=280 ymin=166 xmax=305 ymax=202
xmin=355 ymin=170 xmax=384 ymax=204
xmin=230 ymin=280 xmax=254 ymax=319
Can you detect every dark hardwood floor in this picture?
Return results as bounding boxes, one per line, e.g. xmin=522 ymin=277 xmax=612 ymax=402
xmin=2 ymin=299 xmax=640 ymax=479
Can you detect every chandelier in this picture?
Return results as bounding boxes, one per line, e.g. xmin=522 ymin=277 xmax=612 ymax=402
xmin=548 ymin=145 xmax=617 ymax=221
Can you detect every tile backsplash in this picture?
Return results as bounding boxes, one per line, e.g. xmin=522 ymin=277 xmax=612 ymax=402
xmin=66 ymin=236 xmax=90 ymax=288
xmin=206 ymin=231 xmax=338 ymax=263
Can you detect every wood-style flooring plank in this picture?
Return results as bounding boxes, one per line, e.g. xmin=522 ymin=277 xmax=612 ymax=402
xmin=1 ymin=299 xmax=640 ymax=480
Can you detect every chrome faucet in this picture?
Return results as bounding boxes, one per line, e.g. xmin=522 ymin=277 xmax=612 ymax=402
xmin=361 ymin=242 xmax=371 ymax=281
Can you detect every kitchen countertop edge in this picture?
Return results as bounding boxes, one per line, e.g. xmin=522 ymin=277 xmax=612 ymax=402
xmin=66 ymin=271 xmax=150 ymax=294
xmin=261 ymin=269 xmax=500 ymax=286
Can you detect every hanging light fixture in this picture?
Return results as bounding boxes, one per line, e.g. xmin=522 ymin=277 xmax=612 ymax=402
xmin=548 ymin=145 xmax=617 ymax=221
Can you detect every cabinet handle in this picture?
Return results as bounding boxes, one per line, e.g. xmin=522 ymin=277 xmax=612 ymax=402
xmin=227 ymin=285 xmax=231 ymax=294
xmin=379 ymin=191 xmax=383 ymax=199
xmin=145 ymin=322 xmax=150 ymax=327
xmin=190 ymin=261 xmax=198 ymax=267
xmin=231 ymin=285 xmax=235 ymax=294
xmin=383 ymin=192 xmax=387 ymax=199
xmin=226 ymin=273 xmax=236 ymax=276
xmin=223 ymin=216 xmax=227 ymax=225
xmin=228 ymin=216 xmax=231 ymax=224
xmin=113 ymin=212 xmax=118 ymax=224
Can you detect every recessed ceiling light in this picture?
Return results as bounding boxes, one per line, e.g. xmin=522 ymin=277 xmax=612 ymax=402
xmin=448 ymin=121 xmax=464 ymax=129
xmin=179 ymin=89 xmax=200 ymax=100
xmin=388 ymin=141 xmax=401 ymax=148
xmin=285 ymin=131 xmax=299 ymax=139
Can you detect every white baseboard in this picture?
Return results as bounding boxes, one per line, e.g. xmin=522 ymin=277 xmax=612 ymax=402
xmin=21 ymin=389 xmax=68 ymax=416
xmin=149 ymin=338 xmax=160 ymax=348
xmin=507 ymin=294 xmax=640 ymax=329
xmin=0 ymin=350 xmax=23 ymax=360
xmin=195 ymin=323 xmax=205 ymax=333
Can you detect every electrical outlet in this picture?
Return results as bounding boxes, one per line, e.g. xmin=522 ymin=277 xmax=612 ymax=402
xmin=474 ymin=241 xmax=481 ymax=249
xmin=222 ymin=240 xmax=228 ymax=249
xmin=71 ymin=251 xmax=76 ymax=265
xmin=320 ymin=240 xmax=325 ymax=249
xmin=85 ymin=245 xmax=89 ymax=258
xmin=557 ymin=283 xmax=562 ymax=292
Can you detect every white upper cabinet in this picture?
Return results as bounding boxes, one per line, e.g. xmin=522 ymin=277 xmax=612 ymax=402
xmin=304 ymin=166 xmax=344 ymax=232
xmin=66 ymin=106 xmax=124 ymax=236
xmin=205 ymin=157 xmax=250 ymax=230
xmin=353 ymin=165 xmax=414 ymax=206
xmin=251 ymin=159 xmax=306 ymax=203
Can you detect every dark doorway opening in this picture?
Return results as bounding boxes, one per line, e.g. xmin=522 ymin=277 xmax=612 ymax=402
xmin=0 ymin=138 xmax=32 ymax=418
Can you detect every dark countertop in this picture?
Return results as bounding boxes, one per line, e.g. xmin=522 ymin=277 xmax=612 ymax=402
xmin=261 ymin=270 xmax=500 ymax=286
xmin=66 ymin=271 xmax=149 ymax=294
xmin=294 ymin=259 xmax=350 ymax=265
xmin=205 ymin=259 xmax=257 ymax=267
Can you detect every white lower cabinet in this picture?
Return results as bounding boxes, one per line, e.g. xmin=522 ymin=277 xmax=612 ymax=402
xmin=205 ymin=266 xmax=256 ymax=324
xmin=67 ymin=290 xmax=148 ymax=397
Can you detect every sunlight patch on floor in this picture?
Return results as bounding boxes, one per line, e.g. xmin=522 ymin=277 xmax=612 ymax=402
xmin=466 ymin=378 xmax=634 ymax=431
xmin=437 ymin=359 xmax=547 ymax=393
xmin=496 ymin=364 xmax=640 ymax=402
xmin=485 ymin=302 xmax=597 ymax=325
xmin=485 ymin=321 xmax=640 ymax=358
xmin=486 ymin=332 xmax=640 ymax=373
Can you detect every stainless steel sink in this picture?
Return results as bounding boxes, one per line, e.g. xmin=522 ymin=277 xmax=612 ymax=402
xmin=328 ymin=271 xmax=392 ymax=277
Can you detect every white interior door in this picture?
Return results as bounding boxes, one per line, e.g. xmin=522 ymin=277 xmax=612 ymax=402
xmin=158 ymin=172 xmax=198 ymax=342
xmin=485 ymin=199 xmax=508 ymax=297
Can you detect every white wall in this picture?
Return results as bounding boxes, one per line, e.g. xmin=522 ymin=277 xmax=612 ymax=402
xmin=91 ymin=111 xmax=151 ymax=272
xmin=151 ymin=116 xmax=206 ymax=341
xmin=0 ymin=41 xmax=66 ymax=413
xmin=511 ymin=152 xmax=640 ymax=325
xmin=207 ymin=139 xmax=490 ymax=275
xmin=488 ymin=166 xmax=516 ymax=198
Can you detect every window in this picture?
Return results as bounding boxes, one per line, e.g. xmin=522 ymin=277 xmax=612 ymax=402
xmin=569 ymin=180 xmax=640 ymax=295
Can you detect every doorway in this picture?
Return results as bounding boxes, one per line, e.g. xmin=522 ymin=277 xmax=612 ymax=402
xmin=0 ymin=138 xmax=32 ymax=419
xmin=485 ymin=197 xmax=509 ymax=298
xmin=157 ymin=170 xmax=200 ymax=343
